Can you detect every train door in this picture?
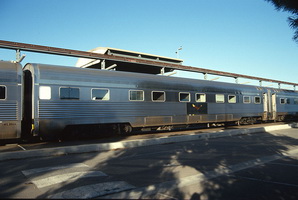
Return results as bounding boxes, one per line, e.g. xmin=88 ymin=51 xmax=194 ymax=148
xmin=21 ymin=69 xmax=33 ymax=139
xmin=263 ymin=92 xmax=268 ymax=120
xmin=263 ymin=91 xmax=277 ymax=121
xmin=271 ymin=93 xmax=277 ymax=121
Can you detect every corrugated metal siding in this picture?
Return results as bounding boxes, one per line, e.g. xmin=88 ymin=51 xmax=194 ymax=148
xmin=0 ymin=71 xmax=18 ymax=82
xmin=38 ymin=101 xmax=182 ymax=119
xmin=0 ymin=102 xmax=18 ymax=120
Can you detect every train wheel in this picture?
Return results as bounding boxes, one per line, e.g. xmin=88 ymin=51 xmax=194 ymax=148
xmin=121 ymin=124 xmax=133 ymax=134
xmin=277 ymin=115 xmax=285 ymax=122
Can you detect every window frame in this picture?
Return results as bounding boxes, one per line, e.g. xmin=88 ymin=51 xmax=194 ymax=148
xmin=280 ymin=98 xmax=286 ymax=104
xmin=243 ymin=96 xmax=251 ymax=104
xmin=179 ymin=92 xmax=191 ymax=102
xmin=215 ymin=94 xmax=225 ymax=103
xmin=91 ymin=88 xmax=110 ymax=101
xmin=59 ymin=87 xmax=80 ymax=100
xmin=0 ymin=85 xmax=6 ymax=100
xmin=254 ymin=96 xmax=261 ymax=104
xmin=228 ymin=95 xmax=237 ymax=103
xmin=39 ymin=86 xmax=52 ymax=100
xmin=151 ymin=91 xmax=166 ymax=102
xmin=287 ymin=98 xmax=291 ymax=104
xmin=195 ymin=93 xmax=206 ymax=102
xmin=129 ymin=90 xmax=144 ymax=101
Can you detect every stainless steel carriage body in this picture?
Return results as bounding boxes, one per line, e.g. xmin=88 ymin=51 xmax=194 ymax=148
xmin=23 ymin=63 xmax=298 ymax=138
xmin=0 ymin=61 xmax=22 ymax=139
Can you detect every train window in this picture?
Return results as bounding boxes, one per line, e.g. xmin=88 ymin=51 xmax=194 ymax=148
xmin=39 ymin=86 xmax=51 ymax=100
xmin=0 ymin=86 xmax=6 ymax=100
xmin=294 ymin=99 xmax=298 ymax=104
xmin=129 ymin=90 xmax=144 ymax=101
xmin=287 ymin=98 xmax=290 ymax=104
xmin=60 ymin=87 xmax=80 ymax=99
xmin=196 ymin=93 xmax=206 ymax=102
xmin=152 ymin=91 xmax=165 ymax=102
xmin=179 ymin=92 xmax=190 ymax=102
xmin=243 ymin=96 xmax=251 ymax=104
xmin=280 ymin=98 xmax=286 ymax=104
xmin=216 ymin=94 xmax=225 ymax=103
xmin=228 ymin=95 xmax=236 ymax=103
xmin=92 ymin=89 xmax=110 ymax=101
xmin=254 ymin=96 xmax=261 ymax=104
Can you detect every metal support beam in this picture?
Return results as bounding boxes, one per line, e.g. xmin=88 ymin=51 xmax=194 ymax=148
xmin=211 ymin=77 xmax=220 ymax=81
xmin=105 ymin=64 xmax=117 ymax=70
xmin=166 ymin=71 xmax=177 ymax=76
xmin=259 ymin=80 xmax=262 ymax=87
xmin=16 ymin=49 xmax=21 ymax=61
xmin=0 ymin=40 xmax=297 ymax=88
xmin=204 ymin=73 xmax=208 ymax=80
xmin=160 ymin=67 xmax=165 ymax=75
xmin=235 ymin=77 xmax=239 ymax=84
xmin=101 ymin=60 xmax=105 ymax=69
xmin=15 ymin=49 xmax=26 ymax=63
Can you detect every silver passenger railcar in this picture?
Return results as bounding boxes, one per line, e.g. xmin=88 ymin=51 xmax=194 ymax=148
xmin=0 ymin=61 xmax=22 ymax=139
xmin=22 ymin=63 xmax=298 ymax=140
xmin=0 ymin=60 xmax=297 ymax=141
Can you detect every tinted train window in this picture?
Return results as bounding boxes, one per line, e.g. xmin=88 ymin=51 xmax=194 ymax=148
xmin=0 ymin=86 xmax=6 ymax=100
xmin=196 ymin=93 xmax=206 ymax=102
xmin=179 ymin=92 xmax=190 ymax=102
xmin=92 ymin=89 xmax=109 ymax=101
xmin=129 ymin=90 xmax=144 ymax=101
xmin=39 ymin=86 xmax=51 ymax=100
xmin=287 ymin=98 xmax=290 ymax=104
xmin=152 ymin=91 xmax=165 ymax=102
xmin=294 ymin=99 xmax=298 ymax=104
xmin=60 ymin=87 xmax=80 ymax=99
xmin=280 ymin=98 xmax=286 ymax=104
xmin=243 ymin=96 xmax=251 ymax=104
xmin=216 ymin=94 xmax=225 ymax=103
xmin=254 ymin=96 xmax=261 ymax=104
xmin=228 ymin=95 xmax=236 ymax=103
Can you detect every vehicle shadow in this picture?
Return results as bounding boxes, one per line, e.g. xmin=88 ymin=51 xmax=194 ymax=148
xmin=0 ymin=127 xmax=298 ymax=199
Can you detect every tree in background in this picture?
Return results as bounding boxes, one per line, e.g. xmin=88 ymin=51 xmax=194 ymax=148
xmin=265 ymin=0 xmax=298 ymax=43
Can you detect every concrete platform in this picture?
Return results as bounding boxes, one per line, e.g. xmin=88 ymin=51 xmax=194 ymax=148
xmin=0 ymin=123 xmax=295 ymax=162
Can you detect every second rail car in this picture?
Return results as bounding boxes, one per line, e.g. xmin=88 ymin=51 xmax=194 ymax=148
xmin=0 ymin=60 xmax=298 ymax=140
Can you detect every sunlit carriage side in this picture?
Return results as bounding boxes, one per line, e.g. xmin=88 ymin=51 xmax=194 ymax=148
xmin=0 ymin=61 xmax=22 ymax=139
xmin=22 ymin=63 xmax=298 ymax=140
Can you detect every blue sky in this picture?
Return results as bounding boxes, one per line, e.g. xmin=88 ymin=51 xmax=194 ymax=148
xmin=0 ymin=0 xmax=297 ymax=88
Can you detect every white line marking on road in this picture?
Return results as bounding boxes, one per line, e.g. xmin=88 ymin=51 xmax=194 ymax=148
xmin=22 ymin=163 xmax=89 ymax=176
xmin=17 ymin=145 xmax=26 ymax=151
xmin=32 ymin=171 xmax=107 ymax=188
xmin=229 ymin=175 xmax=298 ymax=187
xmin=48 ymin=181 xmax=135 ymax=199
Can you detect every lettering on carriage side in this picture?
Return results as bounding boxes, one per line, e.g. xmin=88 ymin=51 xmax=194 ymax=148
xmin=3 ymin=123 xmax=16 ymax=126
xmin=187 ymin=103 xmax=208 ymax=114
xmin=192 ymin=104 xmax=202 ymax=111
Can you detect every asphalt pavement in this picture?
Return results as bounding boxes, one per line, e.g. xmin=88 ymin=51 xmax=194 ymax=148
xmin=0 ymin=123 xmax=297 ymax=199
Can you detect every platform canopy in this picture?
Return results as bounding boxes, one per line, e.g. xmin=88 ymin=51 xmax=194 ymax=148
xmin=75 ymin=47 xmax=183 ymax=74
xmin=0 ymin=40 xmax=297 ymax=89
